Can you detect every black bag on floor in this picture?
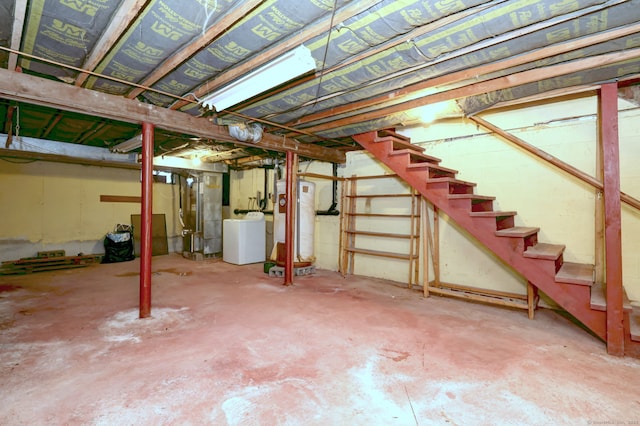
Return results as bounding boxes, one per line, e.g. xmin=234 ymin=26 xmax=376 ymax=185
xmin=102 ymin=224 xmax=135 ymax=263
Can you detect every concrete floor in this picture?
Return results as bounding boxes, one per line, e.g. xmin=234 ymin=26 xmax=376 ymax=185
xmin=1 ymin=254 xmax=639 ymax=425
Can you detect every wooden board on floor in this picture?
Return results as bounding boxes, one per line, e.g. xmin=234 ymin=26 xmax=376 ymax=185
xmin=130 ymin=214 xmax=169 ymax=257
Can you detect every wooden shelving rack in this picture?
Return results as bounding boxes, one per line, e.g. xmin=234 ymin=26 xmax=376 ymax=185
xmin=339 ymin=174 xmax=420 ymax=288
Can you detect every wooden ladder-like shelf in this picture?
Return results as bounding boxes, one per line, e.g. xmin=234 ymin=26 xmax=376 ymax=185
xmin=339 ymin=174 xmax=420 ymax=288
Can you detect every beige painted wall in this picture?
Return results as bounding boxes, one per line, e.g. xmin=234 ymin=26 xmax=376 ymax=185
xmin=400 ymin=97 xmax=640 ymax=302
xmin=228 ymin=162 xmax=340 ymax=267
xmin=0 ymin=161 xmax=181 ymax=261
xmin=227 ymin=97 xmax=640 ymax=303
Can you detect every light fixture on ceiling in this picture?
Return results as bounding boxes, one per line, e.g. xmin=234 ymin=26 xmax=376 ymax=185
xmin=110 ymin=133 xmax=143 ymax=153
xmin=200 ymin=45 xmax=317 ymax=112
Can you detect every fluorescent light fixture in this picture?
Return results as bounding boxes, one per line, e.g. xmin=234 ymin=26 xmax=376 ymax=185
xmin=110 ymin=133 xmax=143 ymax=153
xmin=201 ymin=45 xmax=316 ymax=112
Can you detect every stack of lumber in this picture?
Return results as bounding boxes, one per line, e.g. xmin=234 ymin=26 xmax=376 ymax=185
xmin=0 ymin=250 xmax=102 ymax=275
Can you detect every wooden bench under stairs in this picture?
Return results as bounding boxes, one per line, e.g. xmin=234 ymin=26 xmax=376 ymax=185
xmin=352 ymin=129 xmax=640 ymax=357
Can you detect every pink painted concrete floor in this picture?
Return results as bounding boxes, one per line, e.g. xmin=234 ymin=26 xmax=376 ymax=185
xmin=1 ymin=254 xmax=639 ymax=425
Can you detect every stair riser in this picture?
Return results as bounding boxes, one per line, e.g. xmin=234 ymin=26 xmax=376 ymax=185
xmin=429 ymin=169 xmax=456 ymax=179
xmin=374 ymin=135 xmax=423 ymax=153
xmin=470 ymin=215 xmax=515 ymax=231
xmin=352 ymin=131 xmax=607 ymax=341
xmin=472 ymin=200 xmax=494 ymax=212
xmin=427 ymin=188 xmax=604 ymax=339
xmin=624 ymin=311 xmax=640 ymax=355
xmin=388 ymin=153 xmax=441 ymax=171
xmin=427 ymin=181 xmax=475 ymax=195
xmin=500 ymin=234 xmax=538 ymax=256
xmin=406 ymin=164 xmax=457 ymax=179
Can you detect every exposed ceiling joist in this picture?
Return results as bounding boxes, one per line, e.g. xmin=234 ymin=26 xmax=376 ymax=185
xmin=126 ymin=0 xmax=264 ymax=100
xmin=290 ymin=17 xmax=640 ymax=130
xmin=7 ymin=0 xmax=27 ymax=71
xmin=0 ymin=68 xmax=345 ymax=163
xmin=3 ymin=0 xmax=640 ymax=165
xmin=619 ymin=85 xmax=640 ymax=106
xmin=75 ymin=0 xmax=149 ymax=87
xmin=169 ymin=0 xmax=384 ymax=111
xmin=301 ymin=47 xmax=640 ymax=134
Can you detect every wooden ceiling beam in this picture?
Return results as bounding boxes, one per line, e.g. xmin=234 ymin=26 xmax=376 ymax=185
xmin=8 ymin=0 xmax=27 ymax=71
xmin=618 ymin=85 xmax=640 ymax=106
xmin=75 ymin=0 xmax=149 ymax=87
xmin=0 ymin=68 xmax=344 ymax=163
xmin=169 ymin=0 xmax=383 ymax=111
xmin=75 ymin=121 xmax=109 ymax=144
xmin=126 ymin=0 xmax=263 ymax=100
xmin=302 ymin=48 xmax=640 ymax=134
xmin=290 ymin=21 xmax=640 ymax=129
xmin=41 ymin=113 xmax=64 ymax=139
xmin=241 ymin=0 xmax=496 ymax=117
xmin=203 ymin=147 xmax=247 ymax=162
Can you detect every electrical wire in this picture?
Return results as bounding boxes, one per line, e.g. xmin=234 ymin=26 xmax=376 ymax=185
xmin=311 ymin=0 xmax=340 ymax=109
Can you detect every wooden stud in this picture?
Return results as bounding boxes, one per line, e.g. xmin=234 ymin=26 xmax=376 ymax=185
xmin=338 ymin=178 xmax=347 ymax=276
xmin=433 ymin=206 xmax=441 ymax=287
xmin=527 ymin=282 xmax=539 ymax=320
xmin=422 ymin=198 xmax=429 ymax=298
xmin=413 ymin=191 xmax=421 ymax=288
xmin=408 ymin=190 xmax=417 ymax=289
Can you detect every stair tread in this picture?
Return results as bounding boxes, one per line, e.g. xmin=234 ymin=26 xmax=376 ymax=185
xmin=631 ymin=307 xmax=640 ymax=342
xmin=406 ymin=162 xmax=457 ymax=173
xmin=375 ymin=130 xmax=424 ymax=153
xmin=378 ymin=129 xmax=411 ymax=142
xmin=448 ymin=194 xmax=496 ymax=201
xmin=524 ymin=243 xmax=565 ymax=260
xmin=389 ymin=149 xmax=441 ymax=163
xmin=590 ymin=282 xmax=633 ymax=312
xmin=427 ymin=177 xmax=476 ymax=186
xmin=469 ymin=211 xmax=517 ymax=217
xmin=495 ymin=227 xmax=540 ymax=238
xmin=556 ymin=262 xmax=594 ymax=286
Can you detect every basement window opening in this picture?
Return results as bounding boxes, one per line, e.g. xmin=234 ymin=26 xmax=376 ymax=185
xmin=152 ymin=170 xmax=175 ymax=184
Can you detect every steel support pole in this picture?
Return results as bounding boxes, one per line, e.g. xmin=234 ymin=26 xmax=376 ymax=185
xmin=139 ymin=122 xmax=154 ymax=318
xmin=284 ymin=150 xmax=296 ymax=286
xmin=599 ymin=82 xmax=624 ymax=356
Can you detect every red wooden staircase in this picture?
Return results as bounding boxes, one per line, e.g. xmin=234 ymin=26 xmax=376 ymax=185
xmin=352 ymin=129 xmax=640 ymax=357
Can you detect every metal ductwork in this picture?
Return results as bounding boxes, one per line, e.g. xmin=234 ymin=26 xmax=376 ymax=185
xmin=229 ymin=123 xmax=263 ymax=143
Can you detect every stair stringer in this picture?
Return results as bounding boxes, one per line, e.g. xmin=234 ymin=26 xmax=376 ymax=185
xmin=353 ymin=131 xmax=606 ymax=340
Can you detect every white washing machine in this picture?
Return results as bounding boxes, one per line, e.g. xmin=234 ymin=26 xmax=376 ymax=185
xmin=223 ymin=212 xmax=265 ymax=265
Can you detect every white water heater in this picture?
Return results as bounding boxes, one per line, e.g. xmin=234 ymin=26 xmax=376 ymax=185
xmin=273 ymin=180 xmax=315 ymax=263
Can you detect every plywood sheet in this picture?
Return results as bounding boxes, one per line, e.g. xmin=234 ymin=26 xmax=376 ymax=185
xmin=130 ymin=214 xmax=169 ymax=256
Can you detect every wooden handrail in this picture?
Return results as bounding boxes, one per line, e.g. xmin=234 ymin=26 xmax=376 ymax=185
xmin=469 ymin=116 xmax=640 ymax=211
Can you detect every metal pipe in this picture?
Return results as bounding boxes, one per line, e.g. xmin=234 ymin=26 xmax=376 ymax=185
xmin=261 ymin=167 xmax=269 ymax=210
xmin=316 ymin=163 xmax=340 ymax=215
xmin=316 ymin=209 xmax=340 ymax=216
xmin=284 ymin=151 xmax=296 ymax=285
xmin=234 ymin=209 xmax=273 ymax=215
xmin=139 ymin=122 xmax=154 ymax=319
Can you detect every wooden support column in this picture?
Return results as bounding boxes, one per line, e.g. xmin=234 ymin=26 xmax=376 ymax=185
xmin=4 ymin=105 xmax=15 ymax=148
xmin=433 ymin=206 xmax=441 ymax=286
xmin=284 ymin=150 xmax=297 ymax=286
xmin=422 ymin=198 xmax=429 ymax=297
xmin=599 ymin=82 xmax=624 ymax=356
xmin=139 ymin=122 xmax=154 ymax=318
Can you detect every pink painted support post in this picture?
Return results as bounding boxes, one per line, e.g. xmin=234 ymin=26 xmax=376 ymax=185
xmin=284 ymin=150 xmax=296 ymax=286
xmin=599 ymin=82 xmax=624 ymax=356
xmin=139 ymin=122 xmax=154 ymax=318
